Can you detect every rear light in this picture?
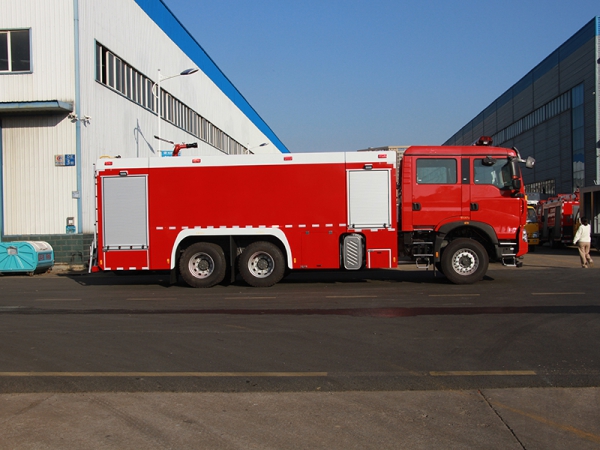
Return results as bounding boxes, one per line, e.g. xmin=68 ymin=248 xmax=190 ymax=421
xmin=378 ymin=154 xmax=387 ymax=159
xmin=105 ymin=161 xmax=113 ymax=166
xmin=192 ymin=158 xmax=201 ymax=163
xmin=284 ymin=156 xmax=293 ymax=161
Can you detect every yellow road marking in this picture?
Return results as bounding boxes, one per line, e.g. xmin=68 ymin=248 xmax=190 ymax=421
xmin=35 ymin=299 xmax=81 ymax=302
xmin=531 ymin=292 xmax=585 ymax=295
xmin=430 ymin=370 xmax=536 ymax=376
xmin=491 ymin=400 xmax=600 ymax=444
xmin=0 ymin=371 xmax=327 ymax=377
xmin=428 ymin=294 xmax=480 ymax=297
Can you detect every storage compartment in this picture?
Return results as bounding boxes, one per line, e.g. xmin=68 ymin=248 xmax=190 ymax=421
xmin=0 ymin=241 xmax=54 ymax=274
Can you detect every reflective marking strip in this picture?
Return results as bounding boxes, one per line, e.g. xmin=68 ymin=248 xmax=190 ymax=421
xmin=430 ymin=370 xmax=536 ymax=376
xmin=0 ymin=372 xmax=328 ymax=377
xmin=339 ymin=223 xmax=347 ymax=227
xmin=156 ymin=227 xmax=164 ymax=230
xmin=169 ymin=227 xmax=176 ymax=230
xmin=299 ymin=225 xmax=306 ymax=228
xmin=326 ymin=224 xmax=333 ymax=227
xmin=312 ymin=224 xmax=320 ymax=228
xmin=285 ymin=225 xmax=293 ymax=228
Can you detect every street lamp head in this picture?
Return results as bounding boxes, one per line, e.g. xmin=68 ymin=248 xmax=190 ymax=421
xmin=180 ymin=68 xmax=199 ymax=76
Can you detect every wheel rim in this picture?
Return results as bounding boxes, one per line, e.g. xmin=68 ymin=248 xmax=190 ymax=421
xmin=247 ymin=251 xmax=275 ymax=278
xmin=188 ymin=252 xmax=215 ymax=279
xmin=451 ymin=249 xmax=479 ymax=276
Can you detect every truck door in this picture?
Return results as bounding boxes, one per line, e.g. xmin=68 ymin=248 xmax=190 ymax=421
xmin=411 ymin=157 xmax=462 ymax=227
xmin=469 ymin=157 xmax=522 ymax=239
xmin=101 ymin=175 xmax=150 ymax=270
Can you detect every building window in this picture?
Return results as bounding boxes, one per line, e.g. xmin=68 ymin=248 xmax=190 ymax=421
xmin=95 ymin=41 xmax=247 ymax=155
xmin=571 ymin=83 xmax=585 ymax=190
xmin=416 ymin=159 xmax=457 ymax=184
xmin=526 ymin=179 xmax=555 ymax=196
xmin=0 ymin=29 xmax=31 ymax=73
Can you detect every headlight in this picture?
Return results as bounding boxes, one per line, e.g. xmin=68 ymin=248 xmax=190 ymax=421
xmin=522 ymin=229 xmax=528 ymax=242
xmin=532 ymin=232 xmax=539 ymax=239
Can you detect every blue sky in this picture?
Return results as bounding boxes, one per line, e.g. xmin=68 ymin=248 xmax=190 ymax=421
xmin=164 ymin=0 xmax=598 ymax=153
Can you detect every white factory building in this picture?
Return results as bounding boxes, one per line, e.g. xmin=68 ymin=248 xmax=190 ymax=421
xmin=0 ymin=0 xmax=288 ymax=262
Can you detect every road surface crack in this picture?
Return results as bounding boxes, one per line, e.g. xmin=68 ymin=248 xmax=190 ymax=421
xmin=478 ymin=389 xmax=526 ymax=450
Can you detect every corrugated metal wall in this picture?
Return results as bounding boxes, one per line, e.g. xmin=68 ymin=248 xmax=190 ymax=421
xmin=2 ymin=116 xmax=77 ymax=234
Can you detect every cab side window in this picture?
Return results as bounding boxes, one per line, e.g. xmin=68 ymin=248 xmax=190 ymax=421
xmin=416 ymin=159 xmax=457 ymax=184
xmin=473 ymin=159 xmax=511 ymax=188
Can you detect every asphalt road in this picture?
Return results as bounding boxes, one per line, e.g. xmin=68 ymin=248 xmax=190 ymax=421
xmin=0 ymin=245 xmax=598 ymax=394
xmin=1 ymin=245 xmax=599 ymax=449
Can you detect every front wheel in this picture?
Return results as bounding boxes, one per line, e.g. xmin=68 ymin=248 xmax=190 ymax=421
xmin=440 ymin=238 xmax=488 ymax=284
xmin=239 ymin=241 xmax=286 ymax=287
xmin=179 ymin=242 xmax=226 ymax=288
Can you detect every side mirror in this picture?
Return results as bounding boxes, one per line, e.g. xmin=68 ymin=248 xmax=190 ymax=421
xmin=482 ymin=156 xmax=496 ymax=166
xmin=526 ymin=156 xmax=535 ymax=169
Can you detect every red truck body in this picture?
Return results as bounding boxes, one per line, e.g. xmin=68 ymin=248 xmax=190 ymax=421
xmin=91 ymin=144 xmax=529 ymax=286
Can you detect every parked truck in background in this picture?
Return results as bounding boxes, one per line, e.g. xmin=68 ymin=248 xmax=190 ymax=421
xmin=90 ymin=139 xmax=534 ymax=286
xmin=537 ymin=192 xmax=579 ymax=248
xmin=525 ymin=204 xmax=540 ymax=251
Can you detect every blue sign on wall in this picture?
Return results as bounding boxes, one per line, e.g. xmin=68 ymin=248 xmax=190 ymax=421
xmin=55 ymin=154 xmax=76 ymax=166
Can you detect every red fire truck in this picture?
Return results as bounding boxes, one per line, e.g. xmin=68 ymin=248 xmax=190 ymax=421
xmin=536 ymin=191 xmax=579 ymax=247
xmin=90 ymin=141 xmax=533 ymax=286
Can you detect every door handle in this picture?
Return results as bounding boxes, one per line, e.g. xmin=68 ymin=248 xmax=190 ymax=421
xmin=413 ymin=203 xmax=421 ymax=211
xmin=470 ymin=203 xmax=479 ymax=211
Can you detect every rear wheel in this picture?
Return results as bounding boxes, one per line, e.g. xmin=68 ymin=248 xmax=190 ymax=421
xmin=179 ymin=242 xmax=226 ymax=288
xmin=440 ymin=238 xmax=488 ymax=284
xmin=239 ymin=241 xmax=286 ymax=287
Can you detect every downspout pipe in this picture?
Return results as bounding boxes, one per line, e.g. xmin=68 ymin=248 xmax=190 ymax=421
xmin=73 ymin=0 xmax=83 ymax=233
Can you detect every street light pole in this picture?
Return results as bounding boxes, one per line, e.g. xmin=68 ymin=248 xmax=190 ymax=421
xmin=246 ymin=142 xmax=269 ymax=154
xmin=154 ymin=67 xmax=199 ymax=156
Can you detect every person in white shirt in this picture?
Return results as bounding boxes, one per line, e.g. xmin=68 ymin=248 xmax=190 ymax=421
xmin=573 ymin=217 xmax=593 ymax=268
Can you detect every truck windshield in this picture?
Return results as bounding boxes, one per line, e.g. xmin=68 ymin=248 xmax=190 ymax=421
xmin=473 ymin=159 xmax=512 ymax=189
xmin=527 ymin=207 xmax=537 ymax=223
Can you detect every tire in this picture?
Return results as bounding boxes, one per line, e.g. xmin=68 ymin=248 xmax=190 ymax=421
xmin=179 ymin=242 xmax=226 ymax=288
xmin=239 ymin=241 xmax=286 ymax=287
xmin=440 ymin=238 xmax=488 ymax=284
